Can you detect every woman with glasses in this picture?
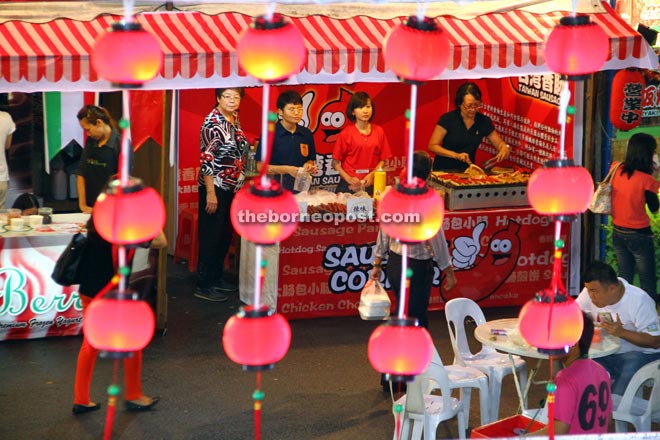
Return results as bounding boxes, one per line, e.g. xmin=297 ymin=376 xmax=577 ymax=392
xmin=195 ymin=87 xmax=248 ymax=301
xmin=428 ymin=82 xmax=509 ymax=172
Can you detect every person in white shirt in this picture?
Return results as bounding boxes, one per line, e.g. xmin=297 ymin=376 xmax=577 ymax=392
xmin=576 ymin=260 xmax=660 ymax=395
xmin=0 ymin=110 xmax=16 ymax=208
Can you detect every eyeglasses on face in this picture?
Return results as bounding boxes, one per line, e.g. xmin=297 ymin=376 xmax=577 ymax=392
xmin=462 ymin=101 xmax=482 ymax=110
xmin=284 ymin=106 xmax=303 ymax=114
xmin=222 ymin=94 xmax=241 ymax=101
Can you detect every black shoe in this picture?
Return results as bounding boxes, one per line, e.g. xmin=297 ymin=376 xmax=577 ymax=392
xmin=125 ymin=396 xmax=160 ymax=412
xmin=72 ymin=403 xmax=101 ymax=415
xmin=213 ymin=278 xmax=238 ymax=292
xmin=194 ymin=287 xmax=228 ymax=302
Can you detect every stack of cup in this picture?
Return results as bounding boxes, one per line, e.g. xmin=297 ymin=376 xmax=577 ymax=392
xmin=28 ymin=215 xmax=43 ymax=227
xmin=10 ymin=216 xmax=25 ymax=230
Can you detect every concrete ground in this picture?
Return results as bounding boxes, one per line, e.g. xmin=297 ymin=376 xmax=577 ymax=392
xmin=0 ymin=258 xmax=555 ymax=439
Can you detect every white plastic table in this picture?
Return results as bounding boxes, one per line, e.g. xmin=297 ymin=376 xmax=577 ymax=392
xmin=474 ymin=318 xmax=620 ymax=414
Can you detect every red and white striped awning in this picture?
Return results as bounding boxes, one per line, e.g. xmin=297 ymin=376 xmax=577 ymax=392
xmin=0 ymin=2 xmax=654 ymax=92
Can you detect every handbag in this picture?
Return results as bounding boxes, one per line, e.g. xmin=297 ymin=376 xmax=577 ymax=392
xmin=51 ymin=232 xmax=88 ymax=286
xmin=588 ymin=163 xmax=622 ymax=215
xmin=358 ymin=279 xmax=391 ymax=320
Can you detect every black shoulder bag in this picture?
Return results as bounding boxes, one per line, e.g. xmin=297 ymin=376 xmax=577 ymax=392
xmin=51 ymin=233 xmax=88 ymax=286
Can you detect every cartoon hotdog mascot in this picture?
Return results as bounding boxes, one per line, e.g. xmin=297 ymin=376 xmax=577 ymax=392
xmin=440 ymin=220 xmax=521 ymax=303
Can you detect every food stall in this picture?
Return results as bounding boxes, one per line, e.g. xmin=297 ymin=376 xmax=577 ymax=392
xmin=0 ymin=1 xmax=655 ymax=328
xmin=176 ymin=73 xmax=606 ymax=319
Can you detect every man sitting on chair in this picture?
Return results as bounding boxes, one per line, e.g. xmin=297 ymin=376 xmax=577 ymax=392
xmin=576 ymin=260 xmax=660 ymax=395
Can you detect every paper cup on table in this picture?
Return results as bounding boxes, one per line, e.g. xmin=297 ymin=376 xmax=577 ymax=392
xmin=28 ymin=215 xmax=43 ymax=227
xmin=10 ymin=217 xmax=25 ymax=228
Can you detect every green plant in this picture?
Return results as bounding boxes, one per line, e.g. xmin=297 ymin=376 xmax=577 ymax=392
xmin=601 ymin=209 xmax=660 ymax=293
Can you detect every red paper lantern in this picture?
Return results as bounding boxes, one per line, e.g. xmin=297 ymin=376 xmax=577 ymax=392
xmin=92 ymin=22 xmax=163 ymax=87
xmin=545 ymin=15 xmax=609 ymax=80
xmin=222 ymin=305 xmax=292 ymax=370
xmin=383 ymin=15 xmax=451 ymax=82
xmin=527 ymin=159 xmax=594 ymax=221
xmin=93 ymin=177 xmax=166 ymax=245
xmin=230 ymin=178 xmax=299 ymax=245
xmin=610 ymin=68 xmax=645 ymax=131
xmin=368 ymin=317 xmax=433 ymax=382
xmin=377 ymin=177 xmax=444 ymax=243
xmin=83 ymin=290 xmax=155 ymax=353
xmin=237 ymin=14 xmax=306 ymax=83
xmin=519 ymin=287 xmax=584 ymax=355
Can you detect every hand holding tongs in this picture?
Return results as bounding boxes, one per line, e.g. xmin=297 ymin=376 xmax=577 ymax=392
xmin=481 ymin=156 xmax=498 ymax=171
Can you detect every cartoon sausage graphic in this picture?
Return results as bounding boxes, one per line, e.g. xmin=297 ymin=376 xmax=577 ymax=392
xmin=440 ymin=220 xmax=521 ymax=303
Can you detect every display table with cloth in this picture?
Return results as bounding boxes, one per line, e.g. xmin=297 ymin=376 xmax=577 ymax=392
xmin=0 ymin=213 xmax=89 ymax=340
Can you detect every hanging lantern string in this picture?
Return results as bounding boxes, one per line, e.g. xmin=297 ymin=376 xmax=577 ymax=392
xmin=547 ymin=357 xmax=556 ymax=440
xmin=544 ymin=220 xmax=563 ymax=338
xmin=406 ymin=84 xmax=418 ymax=185
xmin=397 ymin=244 xmax=409 ymax=319
xmin=120 ymin=90 xmax=131 ymax=187
xmin=550 ymin=220 xmax=567 ymax=293
xmin=253 ymin=371 xmax=263 ymax=440
xmin=259 ymin=84 xmax=272 ymax=188
xmin=122 ymin=0 xmax=135 ymax=23
xmin=254 ymin=245 xmax=264 ymax=309
xmin=264 ymin=1 xmax=276 ymax=21
xmin=557 ymin=79 xmax=570 ymax=160
xmin=394 ymin=402 xmax=403 ymax=440
xmin=103 ymin=359 xmax=120 ymax=440
xmin=117 ymin=89 xmax=133 ymax=295
xmin=415 ymin=0 xmax=429 ymax=21
xmin=571 ymin=0 xmax=577 ymax=17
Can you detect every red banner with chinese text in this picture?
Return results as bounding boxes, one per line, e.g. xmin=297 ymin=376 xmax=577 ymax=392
xmin=177 ymin=76 xmax=572 ymax=216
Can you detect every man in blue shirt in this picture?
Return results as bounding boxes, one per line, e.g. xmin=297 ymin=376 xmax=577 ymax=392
xmin=256 ymin=90 xmax=317 ymax=191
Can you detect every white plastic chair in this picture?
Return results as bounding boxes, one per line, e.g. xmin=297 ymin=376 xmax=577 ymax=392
xmin=430 ymin=344 xmax=491 ymax=426
xmin=445 ymin=298 xmax=527 ymax=422
xmin=612 ymin=360 xmax=660 ymax=432
xmin=393 ymin=365 xmax=467 ymax=440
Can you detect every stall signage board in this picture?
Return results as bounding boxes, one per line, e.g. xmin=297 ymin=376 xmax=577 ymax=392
xmin=346 ymin=198 xmax=373 ymax=217
xmin=0 ymin=236 xmax=83 ymax=340
xmin=277 ymin=208 xmax=569 ymax=319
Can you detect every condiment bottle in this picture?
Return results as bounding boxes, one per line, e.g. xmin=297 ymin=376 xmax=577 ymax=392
xmin=373 ymin=167 xmax=386 ymax=199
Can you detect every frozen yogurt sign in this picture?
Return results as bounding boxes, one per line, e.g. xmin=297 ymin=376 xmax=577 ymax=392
xmin=0 ymin=265 xmax=83 ymax=340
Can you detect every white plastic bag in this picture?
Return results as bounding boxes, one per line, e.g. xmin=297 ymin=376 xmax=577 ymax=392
xmin=293 ymin=168 xmax=312 ymax=192
xmin=358 ymin=280 xmax=391 ymax=320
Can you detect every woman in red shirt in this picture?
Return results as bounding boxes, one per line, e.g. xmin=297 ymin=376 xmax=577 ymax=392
xmin=611 ymin=132 xmax=660 ymax=302
xmin=332 ymin=91 xmax=392 ymax=195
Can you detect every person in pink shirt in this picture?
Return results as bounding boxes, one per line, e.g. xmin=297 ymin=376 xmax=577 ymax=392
xmin=332 ymin=91 xmax=392 ymax=195
xmin=533 ymin=313 xmax=612 ymax=435
xmin=610 ymin=132 xmax=660 ymax=302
